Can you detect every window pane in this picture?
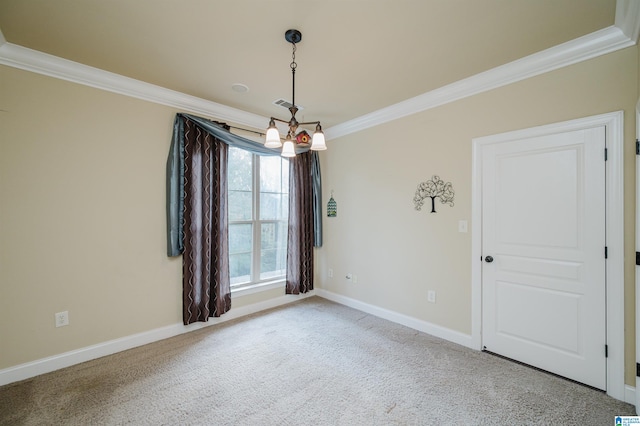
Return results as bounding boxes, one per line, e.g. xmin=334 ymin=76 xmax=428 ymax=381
xmin=229 ymin=223 xmax=252 ymax=253
xmin=230 ymin=253 xmax=251 ymax=285
xmin=229 ymin=223 xmax=252 ymax=285
xmin=260 ymin=156 xmax=287 ymax=193
xmin=259 ymin=156 xmax=288 ymax=221
xmin=229 ymin=190 xmax=252 ymax=221
xmin=282 ymin=160 xmax=289 ymax=191
xmin=260 ymin=193 xmax=287 ymax=220
xmin=260 ymin=222 xmax=287 ymax=280
xmin=228 ymin=147 xmax=252 ymax=191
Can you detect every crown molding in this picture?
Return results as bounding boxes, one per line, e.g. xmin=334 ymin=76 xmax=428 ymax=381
xmin=616 ymin=0 xmax=640 ymax=42
xmin=0 ymin=42 xmax=269 ymax=130
xmin=324 ymin=25 xmax=634 ymax=140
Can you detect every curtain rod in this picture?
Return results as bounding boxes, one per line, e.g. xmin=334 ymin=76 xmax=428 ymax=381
xmin=227 ymin=125 xmax=265 ymax=137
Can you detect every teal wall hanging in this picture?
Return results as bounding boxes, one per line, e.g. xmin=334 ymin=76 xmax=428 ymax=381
xmin=327 ymin=191 xmax=337 ymax=217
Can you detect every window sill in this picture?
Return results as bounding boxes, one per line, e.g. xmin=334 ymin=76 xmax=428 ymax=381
xmin=231 ymin=279 xmax=285 ymax=297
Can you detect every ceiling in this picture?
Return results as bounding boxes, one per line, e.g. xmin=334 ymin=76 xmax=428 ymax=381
xmin=0 ymin=0 xmax=619 ymax=132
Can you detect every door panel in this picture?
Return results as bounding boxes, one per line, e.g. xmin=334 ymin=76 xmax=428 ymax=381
xmin=496 ymin=280 xmax=580 ymax=353
xmin=482 ymin=127 xmax=606 ymax=390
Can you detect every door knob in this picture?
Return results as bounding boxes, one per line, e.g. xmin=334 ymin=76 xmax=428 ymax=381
xmin=485 ymin=256 xmax=494 ymax=263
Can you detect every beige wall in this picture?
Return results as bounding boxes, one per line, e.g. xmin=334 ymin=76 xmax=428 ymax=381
xmin=316 ymin=46 xmax=638 ymax=385
xmin=0 ymin=45 xmax=638 ymax=387
xmin=0 ymin=65 xmax=285 ymax=370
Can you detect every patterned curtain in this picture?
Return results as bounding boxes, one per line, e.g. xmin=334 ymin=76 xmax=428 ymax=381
xmin=167 ymin=113 xmax=322 ymax=304
xmin=182 ymin=118 xmax=231 ymax=324
xmin=286 ymin=151 xmax=314 ymax=294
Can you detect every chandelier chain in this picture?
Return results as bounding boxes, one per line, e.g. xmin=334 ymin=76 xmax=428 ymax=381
xmin=290 ymin=42 xmax=297 ymax=71
xmin=290 ymin=42 xmax=297 ymax=108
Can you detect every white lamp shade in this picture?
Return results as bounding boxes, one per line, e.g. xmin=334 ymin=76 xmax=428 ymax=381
xmin=281 ymin=140 xmax=296 ymax=157
xmin=265 ymin=126 xmax=282 ymax=148
xmin=311 ymin=129 xmax=327 ymax=151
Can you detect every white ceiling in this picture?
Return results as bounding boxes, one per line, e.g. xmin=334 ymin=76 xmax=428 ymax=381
xmin=0 ymin=0 xmax=631 ymax=136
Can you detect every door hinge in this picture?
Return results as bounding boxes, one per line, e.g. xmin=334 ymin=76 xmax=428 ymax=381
xmin=605 ymin=246 xmax=608 ymax=259
xmin=637 ymin=362 xmax=640 ymax=377
xmin=636 ymin=139 xmax=640 ymax=155
xmin=604 ymin=147 xmax=608 ymax=161
xmin=605 ymin=344 xmax=609 ymax=358
xmin=637 ymin=252 xmax=640 ymax=266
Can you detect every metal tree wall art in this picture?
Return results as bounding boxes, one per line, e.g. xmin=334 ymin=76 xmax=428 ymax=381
xmin=413 ymin=175 xmax=455 ymax=213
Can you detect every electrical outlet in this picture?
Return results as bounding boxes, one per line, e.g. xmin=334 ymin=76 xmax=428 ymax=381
xmin=328 ymin=268 xmax=334 ymax=278
xmin=55 ymin=311 xmax=69 ymax=327
xmin=427 ymin=291 xmax=436 ymax=304
xmin=352 ymin=274 xmax=358 ymax=283
xmin=458 ymin=220 xmax=468 ymax=233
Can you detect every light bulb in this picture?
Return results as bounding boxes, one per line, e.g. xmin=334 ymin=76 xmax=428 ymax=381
xmin=281 ymin=139 xmax=296 ymax=157
xmin=311 ymin=125 xmax=327 ymax=151
xmin=265 ymin=120 xmax=282 ymax=148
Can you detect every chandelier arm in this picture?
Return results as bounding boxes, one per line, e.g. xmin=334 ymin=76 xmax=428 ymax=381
xmin=297 ymin=121 xmax=321 ymax=126
xmin=270 ymin=117 xmax=291 ymax=124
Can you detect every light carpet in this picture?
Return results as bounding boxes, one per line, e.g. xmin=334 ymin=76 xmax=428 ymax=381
xmin=0 ymin=297 xmax=635 ymax=425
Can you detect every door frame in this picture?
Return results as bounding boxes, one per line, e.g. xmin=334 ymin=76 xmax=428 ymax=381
xmin=635 ymin=102 xmax=640 ymax=410
xmin=470 ymin=111 xmax=625 ymax=401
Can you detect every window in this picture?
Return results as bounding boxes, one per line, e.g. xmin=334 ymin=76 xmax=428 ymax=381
xmin=228 ymin=147 xmax=289 ymax=288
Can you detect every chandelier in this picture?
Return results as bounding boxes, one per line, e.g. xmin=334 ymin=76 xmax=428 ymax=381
xmin=265 ymin=29 xmax=327 ymax=157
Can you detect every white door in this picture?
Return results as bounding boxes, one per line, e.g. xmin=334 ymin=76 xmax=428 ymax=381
xmin=481 ymin=126 xmax=606 ymax=390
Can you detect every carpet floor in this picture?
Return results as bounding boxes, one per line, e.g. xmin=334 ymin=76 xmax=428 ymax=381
xmin=0 ymin=297 xmax=636 ymax=425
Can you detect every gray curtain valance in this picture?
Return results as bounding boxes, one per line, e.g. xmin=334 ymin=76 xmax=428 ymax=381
xmin=166 ymin=113 xmax=323 ymax=257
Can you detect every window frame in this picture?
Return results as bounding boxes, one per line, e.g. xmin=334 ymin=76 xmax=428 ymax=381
xmin=228 ymin=148 xmax=288 ymax=293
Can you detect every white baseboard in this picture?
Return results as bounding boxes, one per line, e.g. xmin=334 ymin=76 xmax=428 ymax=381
xmin=0 ymin=291 xmax=315 ymax=387
xmin=315 ymin=289 xmax=475 ymax=349
xmin=625 ymin=385 xmax=636 ymax=406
